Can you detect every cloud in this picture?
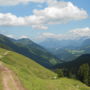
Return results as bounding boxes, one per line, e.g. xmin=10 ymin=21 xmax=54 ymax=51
xmin=0 ymin=13 xmax=26 ymax=26
xmin=33 ymin=1 xmax=88 ymax=25
xmin=19 ymin=35 xmax=29 ymax=39
xmin=32 ymin=25 xmax=48 ymax=30
xmin=70 ymin=27 xmax=90 ymax=37
xmin=36 ymin=27 xmax=90 ymax=40
xmin=0 ymin=1 xmax=88 ymax=29
xmin=6 ymin=34 xmax=15 ymax=38
xmin=5 ymin=34 xmax=29 ymax=39
xmin=36 ymin=32 xmax=67 ymax=40
xmin=0 ymin=0 xmax=53 ymax=6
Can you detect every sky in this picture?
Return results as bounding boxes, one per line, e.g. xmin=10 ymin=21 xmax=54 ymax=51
xmin=0 ymin=0 xmax=90 ymax=42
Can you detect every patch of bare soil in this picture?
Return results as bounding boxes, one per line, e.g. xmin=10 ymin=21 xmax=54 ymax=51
xmin=0 ymin=62 xmax=25 ymax=90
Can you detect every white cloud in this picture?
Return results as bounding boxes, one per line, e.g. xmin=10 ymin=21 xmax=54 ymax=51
xmin=0 ymin=1 xmax=88 ymax=29
xmin=32 ymin=25 xmax=48 ymax=30
xmin=70 ymin=27 xmax=90 ymax=37
xmin=19 ymin=35 xmax=29 ymax=39
xmin=6 ymin=34 xmax=15 ymax=38
xmin=5 ymin=34 xmax=29 ymax=39
xmin=36 ymin=27 xmax=90 ymax=40
xmin=0 ymin=0 xmax=53 ymax=6
xmin=0 ymin=13 xmax=26 ymax=26
xmin=33 ymin=1 xmax=88 ymax=25
xmin=36 ymin=32 xmax=67 ymax=40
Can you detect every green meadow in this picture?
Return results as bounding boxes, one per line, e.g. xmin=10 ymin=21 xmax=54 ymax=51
xmin=0 ymin=48 xmax=90 ymax=90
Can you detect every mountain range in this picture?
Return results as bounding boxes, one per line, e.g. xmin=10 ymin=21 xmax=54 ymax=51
xmin=0 ymin=34 xmax=90 ymax=89
xmin=39 ymin=38 xmax=90 ymax=62
xmin=54 ymin=54 xmax=90 ymax=69
xmin=0 ymin=34 xmax=62 ymax=69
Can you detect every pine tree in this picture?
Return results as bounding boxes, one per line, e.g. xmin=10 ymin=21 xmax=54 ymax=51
xmin=55 ymin=69 xmax=64 ymax=78
xmin=78 ymin=64 xmax=90 ymax=85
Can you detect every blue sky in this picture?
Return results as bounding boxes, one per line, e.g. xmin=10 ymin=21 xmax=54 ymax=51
xmin=0 ymin=0 xmax=90 ymax=42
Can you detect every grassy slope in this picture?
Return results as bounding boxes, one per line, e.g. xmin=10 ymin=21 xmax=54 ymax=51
xmin=0 ymin=48 xmax=90 ymax=90
xmin=0 ymin=73 xmax=3 ymax=90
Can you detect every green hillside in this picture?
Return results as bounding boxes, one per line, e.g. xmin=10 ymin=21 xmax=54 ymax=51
xmin=0 ymin=34 xmax=61 ymax=68
xmin=0 ymin=48 xmax=90 ymax=90
xmin=54 ymin=54 xmax=90 ymax=86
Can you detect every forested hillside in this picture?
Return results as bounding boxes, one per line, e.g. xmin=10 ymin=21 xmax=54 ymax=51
xmin=0 ymin=34 xmax=61 ymax=68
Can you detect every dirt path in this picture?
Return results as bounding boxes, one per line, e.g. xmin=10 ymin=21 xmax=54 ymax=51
xmin=0 ymin=51 xmax=25 ymax=90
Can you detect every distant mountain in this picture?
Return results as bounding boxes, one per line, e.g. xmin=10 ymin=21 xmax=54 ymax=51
xmin=82 ymin=38 xmax=90 ymax=47
xmin=40 ymin=38 xmax=61 ymax=48
xmin=54 ymin=54 xmax=90 ymax=69
xmin=49 ymin=48 xmax=77 ymax=61
xmin=0 ymin=34 xmax=62 ymax=68
xmin=40 ymin=38 xmax=90 ymax=62
xmin=80 ymin=38 xmax=90 ymax=53
xmin=39 ymin=38 xmax=82 ymax=49
xmin=39 ymin=38 xmax=83 ymax=61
